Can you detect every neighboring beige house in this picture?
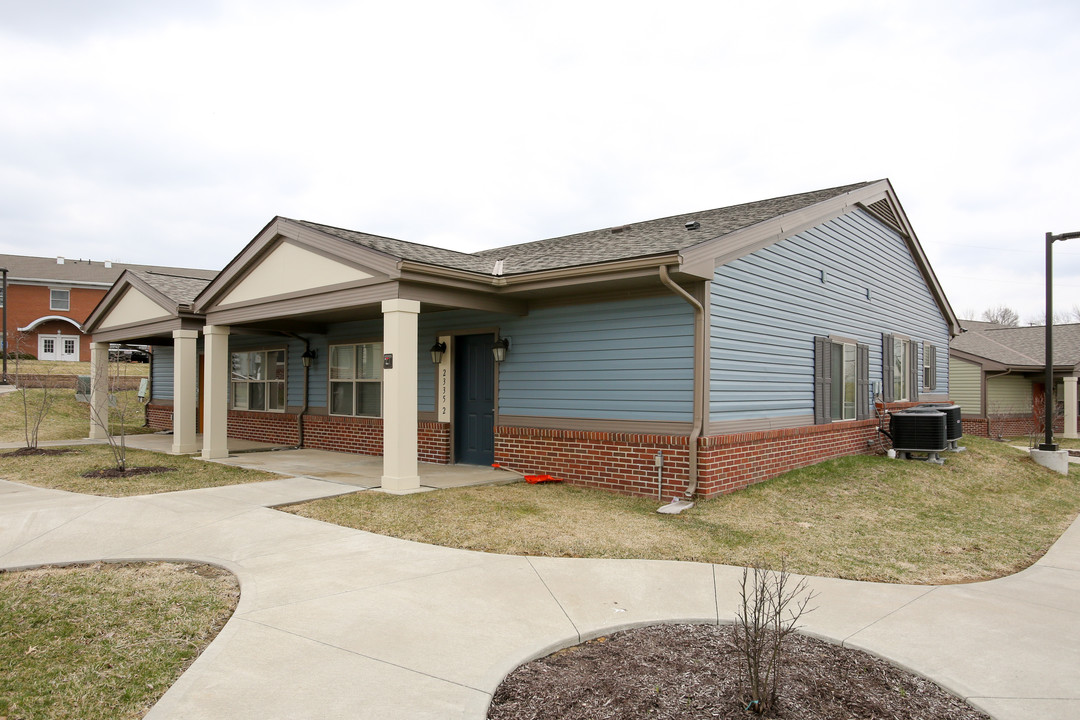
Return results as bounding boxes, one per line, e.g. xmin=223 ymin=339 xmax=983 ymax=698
xmin=950 ymin=320 xmax=1080 ymax=439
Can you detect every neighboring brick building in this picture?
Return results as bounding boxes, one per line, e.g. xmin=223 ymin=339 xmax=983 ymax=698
xmin=0 ymin=254 xmax=216 ymax=364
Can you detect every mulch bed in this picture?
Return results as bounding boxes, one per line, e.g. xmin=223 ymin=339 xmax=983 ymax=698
xmin=80 ymin=466 xmax=176 ymax=479
xmin=488 ymin=624 xmax=991 ymax=720
xmin=2 ymin=447 xmax=77 ymax=457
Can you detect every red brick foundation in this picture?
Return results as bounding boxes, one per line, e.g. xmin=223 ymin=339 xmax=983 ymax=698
xmin=228 ymin=410 xmax=300 ymax=446
xmin=147 ymin=403 xmax=172 ymax=431
xmin=963 ymin=414 xmax=1063 ymax=439
xmin=495 ymin=419 xmax=888 ymax=499
xmin=495 ymin=427 xmax=693 ymax=498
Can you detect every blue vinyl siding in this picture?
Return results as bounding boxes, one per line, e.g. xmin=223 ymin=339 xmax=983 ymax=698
xmin=151 ymin=346 xmax=173 ymax=400
xmin=710 ymin=208 xmax=950 ymax=422
xmin=496 ymin=297 xmax=694 ymax=422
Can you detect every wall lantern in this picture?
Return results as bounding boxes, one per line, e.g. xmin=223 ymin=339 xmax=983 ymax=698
xmin=492 ymin=337 xmax=510 ymax=362
xmin=429 ymin=339 xmax=447 ymax=365
xmin=301 ymin=348 xmax=317 ymax=368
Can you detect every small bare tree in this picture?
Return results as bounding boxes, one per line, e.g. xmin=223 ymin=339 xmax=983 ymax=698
xmin=13 ymin=332 xmax=54 ymax=451
xmin=87 ymin=351 xmax=148 ymax=472
xmin=732 ymin=560 xmax=817 ymax=716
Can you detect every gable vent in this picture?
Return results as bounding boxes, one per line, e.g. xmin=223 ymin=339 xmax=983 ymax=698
xmin=866 ymin=199 xmax=903 ymax=232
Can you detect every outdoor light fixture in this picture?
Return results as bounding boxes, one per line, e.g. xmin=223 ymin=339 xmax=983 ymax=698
xmin=429 ymin=339 xmax=447 ymax=364
xmin=301 ymin=348 xmax=317 ymax=368
xmin=492 ymin=337 xmax=510 ymax=362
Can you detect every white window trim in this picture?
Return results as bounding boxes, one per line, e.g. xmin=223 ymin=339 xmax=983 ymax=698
xmin=49 ymin=288 xmax=70 ymax=311
xmin=230 ymin=348 xmax=287 ymax=413
xmin=328 ymin=341 xmax=383 ymax=418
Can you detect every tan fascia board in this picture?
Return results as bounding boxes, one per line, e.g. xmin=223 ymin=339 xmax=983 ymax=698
xmin=397 ymin=281 xmax=528 ymax=316
xmin=398 ymin=254 xmax=684 ymax=295
xmin=90 ymin=317 xmax=185 ymax=343
xmin=203 ymin=282 xmax=399 ymax=326
xmin=83 ymin=270 xmax=181 ymax=334
xmin=193 ymin=217 xmax=400 ymax=313
xmin=865 ymin=180 xmax=962 ymax=338
xmin=949 ymin=348 xmax=1009 ymax=372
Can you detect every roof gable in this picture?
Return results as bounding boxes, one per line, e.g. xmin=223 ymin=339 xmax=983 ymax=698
xmin=218 ymin=240 xmax=375 ymax=306
xmin=96 ymin=285 xmax=172 ymax=330
xmin=952 ymin=324 xmax=1080 ymax=368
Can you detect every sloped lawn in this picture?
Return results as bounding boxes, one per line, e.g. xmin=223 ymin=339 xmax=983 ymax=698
xmin=285 ymin=436 xmax=1080 ymax=584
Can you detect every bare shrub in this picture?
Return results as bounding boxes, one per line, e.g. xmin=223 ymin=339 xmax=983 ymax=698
xmin=13 ymin=333 xmax=53 ymax=450
xmin=732 ymin=560 xmax=817 ymax=716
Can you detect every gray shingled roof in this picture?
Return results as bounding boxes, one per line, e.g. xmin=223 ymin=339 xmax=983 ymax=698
xmin=128 ymin=269 xmax=215 ymax=307
xmin=953 ymin=324 xmax=1080 ymax=367
xmin=0 ymin=254 xmax=217 ymax=285
xmin=292 ymin=182 xmax=874 ymax=276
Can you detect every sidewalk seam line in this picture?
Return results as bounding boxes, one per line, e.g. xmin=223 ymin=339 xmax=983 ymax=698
xmin=840 ymin=585 xmax=940 ymax=645
xmin=526 ymin=557 xmax=582 ymax=645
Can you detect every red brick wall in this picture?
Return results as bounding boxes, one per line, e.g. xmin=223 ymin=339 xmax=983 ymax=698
xmin=301 ymin=414 xmax=383 ymax=456
xmin=140 ymin=407 xmax=453 ymax=463
xmin=4 ymin=284 xmax=105 ymax=360
xmin=147 ymin=403 xmax=172 ymax=431
xmin=495 ymin=427 xmax=693 ymax=498
xmin=228 ymin=410 xmax=300 ymax=446
xmin=495 ymin=420 xmax=886 ymax=499
xmin=964 ymin=414 xmax=1064 ymax=439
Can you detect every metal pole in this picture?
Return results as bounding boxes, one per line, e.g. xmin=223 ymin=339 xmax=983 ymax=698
xmin=1042 ymin=233 xmax=1055 ymax=450
xmin=1 ymin=267 xmax=6 ymax=384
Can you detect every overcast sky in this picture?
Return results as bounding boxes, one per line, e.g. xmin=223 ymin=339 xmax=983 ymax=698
xmin=2 ymin=0 xmax=1078 ymax=323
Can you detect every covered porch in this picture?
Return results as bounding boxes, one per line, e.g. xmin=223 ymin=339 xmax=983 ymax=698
xmin=123 ymin=433 xmax=522 ymax=492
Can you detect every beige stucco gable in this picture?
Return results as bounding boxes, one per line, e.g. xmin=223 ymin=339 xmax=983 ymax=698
xmin=218 ymin=240 xmax=375 ymax=306
xmin=97 ymin=286 xmax=172 ymax=329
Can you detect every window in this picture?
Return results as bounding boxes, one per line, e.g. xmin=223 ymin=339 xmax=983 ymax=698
xmin=42 ymin=338 xmax=55 ymax=355
xmin=329 ymin=342 xmax=382 ymax=417
xmin=50 ymin=289 xmax=70 ymax=311
xmin=64 ymin=338 xmax=75 ymax=355
xmin=231 ymin=349 xmax=286 ymax=411
xmin=814 ymin=336 xmax=869 ymax=423
xmin=830 ymin=341 xmax=857 ymax=420
xmin=893 ymin=336 xmax=909 ymax=402
xmin=882 ymin=334 xmax=920 ymax=403
xmin=923 ymin=343 xmax=937 ymax=391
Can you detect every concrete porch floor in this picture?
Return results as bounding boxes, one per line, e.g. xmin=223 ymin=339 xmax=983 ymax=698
xmin=124 ymin=432 xmax=523 ymax=492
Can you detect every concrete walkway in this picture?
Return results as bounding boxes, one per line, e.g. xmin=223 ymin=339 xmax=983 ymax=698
xmin=0 ymin=477 xmax=1077 ymax=719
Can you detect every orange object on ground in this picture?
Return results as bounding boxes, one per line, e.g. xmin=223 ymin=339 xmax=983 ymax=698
xmin=524 ymin=474 xmax=561 ymax=484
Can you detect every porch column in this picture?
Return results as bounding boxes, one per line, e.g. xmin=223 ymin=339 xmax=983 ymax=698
xmin=1065 ymin=376 xmax=1078 ymax=439
xmin=171 ymin=329 xmax=199 ymax=454
xmin=201 ymin=325 xmax=230 ymax=459
xmin=88 ymin=341 xmax=110 ymax=439
xmin=381 ymin=299 xmax=420 ymax=493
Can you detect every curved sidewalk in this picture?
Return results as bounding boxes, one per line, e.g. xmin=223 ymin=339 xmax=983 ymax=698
xmin=1 ymin=476 xmax=1077 ymax=720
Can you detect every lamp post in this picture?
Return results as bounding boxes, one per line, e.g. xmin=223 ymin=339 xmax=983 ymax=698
xmin=1 ymin=267 xmax=6 ymax=384
xmin=1041 ymin=230 xmax=1080 ymax=451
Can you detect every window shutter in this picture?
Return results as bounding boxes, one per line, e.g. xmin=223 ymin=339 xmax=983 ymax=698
xmin=814 ymin=337 xmax=832 ymax=424
xmin=882 ymin=334 xmax=895 ymax=403
xmin=908 ymin=341 xmax=920 ymax=402
xmin=856 ymin=343 xmax=870 ymax=420
xmin=926 ymin=343 xmax=937 ymax=391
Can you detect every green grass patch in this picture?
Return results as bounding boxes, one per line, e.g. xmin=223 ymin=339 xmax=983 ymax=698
xmin=284 ymin=437 xmax=1080 ymax=584
xmin=0 ymin=445 xmax=276 ymax=496
xmin=0 ymin=388 xmax=152 ymax=444
xmin=7 ymin=359 xmax=149 ymax=377
xmin=0 ymin=562 xmax=237 ymax=720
